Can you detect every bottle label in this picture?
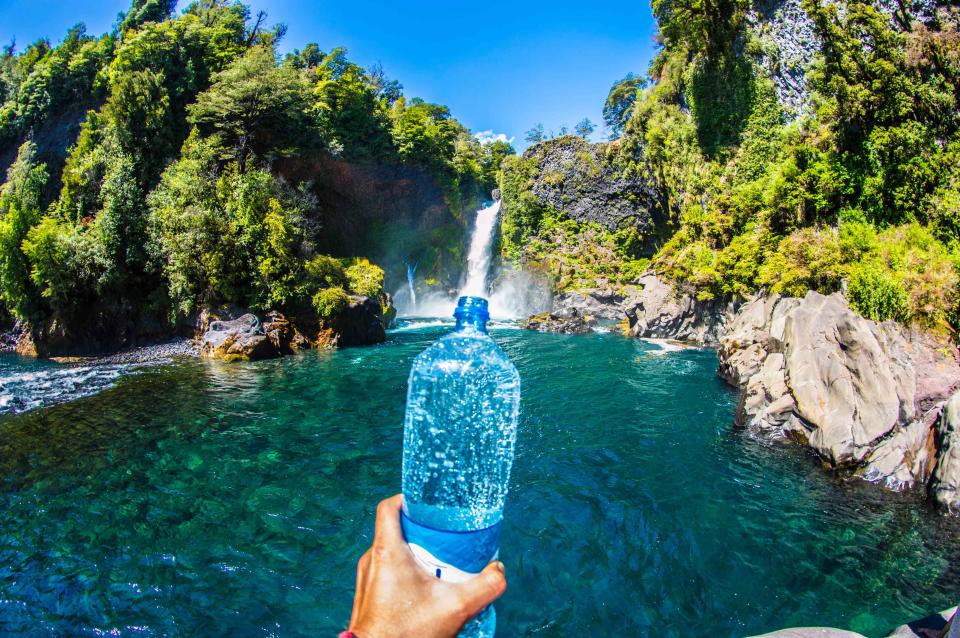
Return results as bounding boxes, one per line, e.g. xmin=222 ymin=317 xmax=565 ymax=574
xmin=400 ymin=511 xmax=501 ymax=583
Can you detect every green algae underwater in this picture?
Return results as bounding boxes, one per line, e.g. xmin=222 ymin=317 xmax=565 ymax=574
xmin=0 ymin=322 xmax=958 ymax=637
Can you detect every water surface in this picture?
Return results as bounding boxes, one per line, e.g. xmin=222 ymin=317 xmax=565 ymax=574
xmin=1 ymin=323 xmax=957 ymax=637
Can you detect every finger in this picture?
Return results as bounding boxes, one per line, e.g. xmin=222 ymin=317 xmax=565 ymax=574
xmin=456 ymin=561 xmax=507 ymax=617
xmin=349 ymin=549 xmax=371 ymax=623
xmin=373 ymin=494 xmax=405 ymax=548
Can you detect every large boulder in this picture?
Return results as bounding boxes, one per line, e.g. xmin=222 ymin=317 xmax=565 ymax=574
xmin=318 ymin=295 xmax=387 ymax=348
xmin=625 ymin=273 xmax=733 ymax=345
xmin=783 ymin=293 xmax=915 ymax=465
xmin=718 ymin=291 xmax=960 ymax=500
xmin=200 ymin=314 xmax=280 ymax=362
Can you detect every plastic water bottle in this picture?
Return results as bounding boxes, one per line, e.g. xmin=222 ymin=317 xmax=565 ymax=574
xmin=401 ymin=296 xmax=521 ymax=637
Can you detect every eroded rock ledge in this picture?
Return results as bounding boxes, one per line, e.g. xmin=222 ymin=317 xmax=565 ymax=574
xmin=717 ymin=291 xmax=960 ymax=512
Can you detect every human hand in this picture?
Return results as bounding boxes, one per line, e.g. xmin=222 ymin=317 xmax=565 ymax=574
xmin=347 ymin=494 xmax=507 ymax=638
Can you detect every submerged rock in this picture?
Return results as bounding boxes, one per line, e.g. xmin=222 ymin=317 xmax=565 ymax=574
xmin=718 ymin=290 xmax=960 ymax=505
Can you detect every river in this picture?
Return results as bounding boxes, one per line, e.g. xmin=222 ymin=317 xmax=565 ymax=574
xmin=0 ymin=321 xmax=957 ymax=637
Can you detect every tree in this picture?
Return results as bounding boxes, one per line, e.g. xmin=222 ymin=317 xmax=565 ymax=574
xmin=525 ymin=123 xmax=545 ymax=143
xmin=104 ymin=68 xmax=174 ymax=185
xmin=313 ymin=48 xmax=394 ymax=159
xmin=480 ymin=140 xmax=515 ymax=193
xmin=187 ymin=45 xmax=310 ymax=172
xmin=604 ymin=73 xmax=645 ymax=138
xmin=575 ymin=118 xmax=595 ymax=139
xmin=119 ymin=0 xmax=177 ymax=34
xmin=0 ymin=141 xmax=48 ymax=319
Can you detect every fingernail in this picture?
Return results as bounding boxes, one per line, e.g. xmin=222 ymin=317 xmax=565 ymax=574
xmin=494 ymin=561 xmax=505 ymax=574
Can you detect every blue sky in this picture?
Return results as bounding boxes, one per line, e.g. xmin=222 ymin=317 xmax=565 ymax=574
xmin=0 ymin=0 xmax=658 ymax=149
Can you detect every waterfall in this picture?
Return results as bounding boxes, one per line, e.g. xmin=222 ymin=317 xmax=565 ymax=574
xmin=406 ymin=262 xmax=418 ymax=309
xmin=460 ymin=200 xmax=501 ymax=299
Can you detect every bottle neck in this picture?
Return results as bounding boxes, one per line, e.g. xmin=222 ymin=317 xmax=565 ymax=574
xmin=454 ymin=315 xmax=488 ymax=333
xmin=453 ymin=296 xmax=489 ymax=333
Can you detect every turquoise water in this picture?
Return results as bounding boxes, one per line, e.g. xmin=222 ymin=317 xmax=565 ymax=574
xmin=0 ymin=322 xmax=958 ymax=637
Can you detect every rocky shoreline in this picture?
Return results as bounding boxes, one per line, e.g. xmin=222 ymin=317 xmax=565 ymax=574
xmin=524 ymin=272 xmax=960 ymax=515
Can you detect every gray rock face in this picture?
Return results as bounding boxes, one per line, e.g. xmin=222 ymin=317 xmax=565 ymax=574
xmin=932 ymin=393 xmax=960 ymax=513
xmin=200 ymin=314 xmax=279 ymax=362
xmin=625 ymin=273 xmax=733 ymax=346
xmin=747 ymin=0 xmax=940 ymax=121
xmin=523 ymin=136 xmax=663 ymax=239
xmin=718 ymin=291 xmax=960 ymax=499
xmin=749 ymin=0 xmax=820 ymax=119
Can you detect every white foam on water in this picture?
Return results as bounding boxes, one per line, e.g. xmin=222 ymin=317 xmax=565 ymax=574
xmin=390 ymin=319 xmax=455 ymax=332
xmin=642 ymin=338 xmax=687 ymax=353
xmin=0 ymin=362 xmax=132 ymax=414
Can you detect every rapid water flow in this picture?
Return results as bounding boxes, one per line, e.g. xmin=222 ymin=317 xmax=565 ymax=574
xmin=460 ymin=200 xmax=501 ymax=298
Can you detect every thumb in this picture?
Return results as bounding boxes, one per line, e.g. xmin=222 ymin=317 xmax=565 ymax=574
xmin=457 ymin=561 xmax=507 ymax=616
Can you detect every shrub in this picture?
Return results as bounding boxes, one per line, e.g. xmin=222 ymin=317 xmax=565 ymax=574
xmin=312 ymin=286 xmax=350 ymax=319
xmin=873 ymin=224 xmax=959 ymax=328
xmin=304 ymin=255 xmax=347 ymax=289
xmin=846 ymin=261 xmax=909 ymax=322
xmin=757 ymin=227 xmax=844 ymax=297
xmin=344 ymin=258 xmax=384 ymax=299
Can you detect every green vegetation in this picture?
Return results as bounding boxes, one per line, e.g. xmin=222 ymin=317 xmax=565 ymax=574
xmin=503 ymin=1 xmax=960 ymax=332
xmin=500 ymin=149 xmax=649 ymax=292
xmin=0 ymin=0 xmax=512 ymax=346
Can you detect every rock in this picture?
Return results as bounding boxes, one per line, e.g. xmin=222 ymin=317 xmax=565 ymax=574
xmin=15 ymin=329 xmax=38 ymax=357
xmin=784 ymin=293 xmax=915 ymax=465
xmin=382 ymin=303 xmax=398 ymax=328
xmin=748 ymin=630 xmax=866 ymax=638
xmin=718 ymin=290 xmax=960 ymax=503
xmin=553 ymin=289 xmax=627 ymax=324
xmin=525 ymin=308 xmax=595 ymax=335
xmin=718 ymin=295 xmax=795 ymax=386
xmin=885 ymin=606 xmax=956 ymax=638
xmin=625 ymin=273 xmax=732 ymax=345
xmin=263 ymin=311 xmax=296 ymax=355
xmin=200 ymin=314 xmax=280 ymax=362
xmin=323 ymin=295 xmax=387 ymax=348
xmin=931 ymin=393 xmax=960 ymax=513
xmin=862 ymin=406 xmax=939 ymax=491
